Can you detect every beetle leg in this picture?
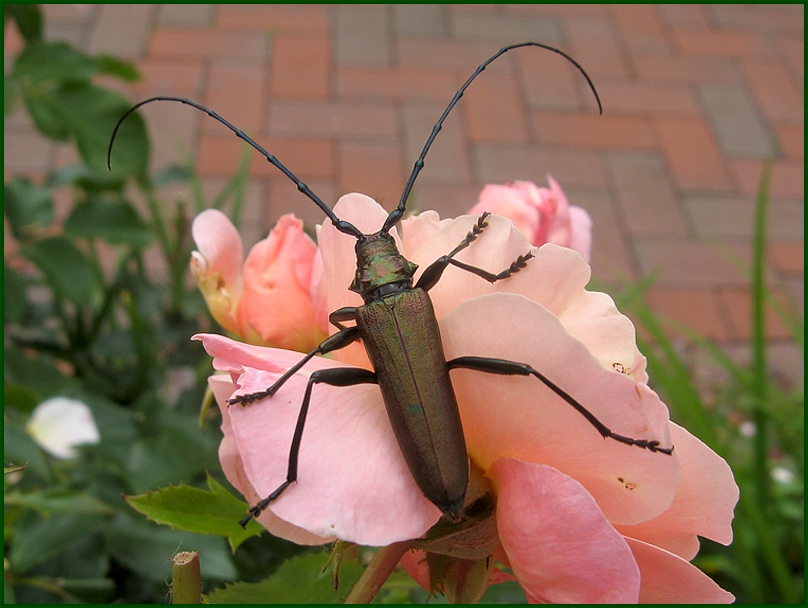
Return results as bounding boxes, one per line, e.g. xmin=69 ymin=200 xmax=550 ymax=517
xmin=329 ymin=306 xmax=358 ymax=331
xmin=229 ymin=326 xmax=361 ymax=406
xmin=447 ymin=356 xmax=674 ymax=455
xmin=240 ymin=367 xmax=378 ymax=527
xmin=416 ymin=212 xmax=533 ymax=291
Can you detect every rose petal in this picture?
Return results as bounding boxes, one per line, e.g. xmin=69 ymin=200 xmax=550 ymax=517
xmin=209 ymin=375 xmax=327 ymax=545
xmin=195 ymin=333 xmax=441 ymax=545
xmin=398 ymin=210 xmax=450 ymax=259
xmin=625 ymin=537 xmax=735 ymax=603
xmin=616 ymin=422 xmax=738 ymax=559
xmin=441 ymin=293 xmax=680 ymax=525
xmin=491 ymin=458 xmax=641 ymax=603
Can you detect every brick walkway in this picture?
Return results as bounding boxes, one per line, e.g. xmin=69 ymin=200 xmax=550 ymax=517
xmin=5 ymin=5 xmax=804 ymax=380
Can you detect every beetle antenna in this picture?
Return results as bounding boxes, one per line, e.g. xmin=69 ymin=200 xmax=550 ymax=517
xmin=382 ymin=41 xmax=602 ymax=233
xmin=108 ymin=97 xmax=364 ymax=239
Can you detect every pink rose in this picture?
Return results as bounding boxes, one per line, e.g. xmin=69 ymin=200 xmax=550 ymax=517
xmin=190 ymin=209 xmax=326 ymax=352
xmin=470 ymin=176 xmax=592 ymax=262
xmin=194 ymin=194 xmax=737 ymax=602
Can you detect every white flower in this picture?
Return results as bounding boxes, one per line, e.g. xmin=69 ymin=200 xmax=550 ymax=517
xmin=26 ymin=397 xmax=100 ymax=459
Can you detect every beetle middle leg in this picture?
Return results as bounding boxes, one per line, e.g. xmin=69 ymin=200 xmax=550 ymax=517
xmin=447 ymin=356 xmax=674 ymax=454
xmin=239 ymin=366 xmax=378 ymax=527
xmin=416 ymin=212 xmax=533 ymax=291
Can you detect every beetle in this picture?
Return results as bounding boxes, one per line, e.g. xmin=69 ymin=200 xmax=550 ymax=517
xmin=110 ymin=42 xmax=673 ymax=528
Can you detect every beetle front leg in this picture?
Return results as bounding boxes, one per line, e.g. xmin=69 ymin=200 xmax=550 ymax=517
xmin=329 ymin=306 xmax=358 ymax=331
xmin=240 ymin=367 xmax=377 ymax=527
xmin=447 ymin=356 xmax=674 ymax=455
xmin=229 ymin=326 xmax=361 ymax=406
xmin=416 ymin=212 xmax=533 ymax=292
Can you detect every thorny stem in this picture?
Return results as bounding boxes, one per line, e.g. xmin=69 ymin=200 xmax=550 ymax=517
xmin=343 ymin=540 xmax=411 ymax=604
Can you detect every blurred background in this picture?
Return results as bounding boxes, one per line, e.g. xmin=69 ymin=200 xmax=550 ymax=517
xmin=4 ymin=4 xmax=804 ymax=604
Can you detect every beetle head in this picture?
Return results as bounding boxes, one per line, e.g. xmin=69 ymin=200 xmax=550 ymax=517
xmin=350 ymin=232 xmax=418 ymax=300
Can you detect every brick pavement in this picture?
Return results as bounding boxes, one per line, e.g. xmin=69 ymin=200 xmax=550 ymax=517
xmin=4 ymin=4 xmax=804 ymax=382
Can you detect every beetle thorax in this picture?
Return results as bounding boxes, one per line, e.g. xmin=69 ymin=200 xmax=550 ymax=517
xmin=350 ymin=232 xmax=418 ymax=300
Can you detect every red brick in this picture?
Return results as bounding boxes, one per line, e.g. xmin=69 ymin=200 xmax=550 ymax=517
xmin=593 ymin=82 xmax=700 ymax=116
xmin=270 ymin=33 xmax=331 ymax=100
xmin=268 ymin=101 xmax=397 ymax=138
xmin=216 ymin=4 xmax=330 ymax=32
xmin=718 ymin=288 xmax=793 ymax=340
xmin=336 ymin=67 xmax=458 ymax=102
xmin=774 ymin=126 xmax=804 ymax=161
xmin=708 ymin=5 xmax=805 ymax=35
xmin=504 ymin=5 xmax=608 ymax=18
xmin=337 ymin=141 xmax=405 ymax=210
xmin=776 ymin=36 xmax=804 ymax=83
xmin=632 ymin=54 xmax=740 ymax=85
xmin=657 ymin=4 xmax=710 ymax=29
xmin=566 ymin=19 xmax=629 ymax=80
xmin=610 ymin=5 xmax=671 ymax=54
xmin=653 ymin=118 xmax=733 ymax=191
xmin=449 ymin=4 xmax=501 ymax=15
xmin=516 ymin=45 xmax=584 ymax=111
xmin=148 ymin=28 xmax=270 ymax=62
xmin=464 ymin=73 xmax=528 ymax=143
xmin=672 ymin=28 xmax=773 ymax=59
xmin=740 ymin=60 xmax=804 ymax=124
xmin=728 ymin=160 xmax=805 ymax=199
xmin=396 ymin=38 xmax=513 ymax=73
xmin=645 ymin=287 xmax=731 ymax=341
xmin=531 ymin=112 xmax=657 ymax=149
xmin=133 ymin=59 xmax=204 ymax=96
xmin=204 ymin=64 xmax=266 ymax=132
xmin=770 ymin=243 xmax=804 ymax=275
xmin=196 ymin=134 xmax=334 ymax=180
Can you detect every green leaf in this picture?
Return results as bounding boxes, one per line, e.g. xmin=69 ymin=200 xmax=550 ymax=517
xmin=3 ymin=177 xmax=54 ymax=240
xmin=125 ymin=474 xmax=263 ymax=552
xmin=64 ymin=196 xmax=152 ymax=248
xmin=5 ymin=4 xmax=42 ymax=42
xmin=95 ymin=54 xmax=141 ymax=82
xmin=21 ymin=85 xmax=71 ymax=139
xmin=13 ymin=41 xmax=97 ymax=84
xmin=46 ymin=163 xmax=125 ymax=191
xmin=20 ymin=236 xmax=96 ymax=307
xmin=5 ymin=490 xmax=115 ymax=517
xmin=3 ymin=422 xmax=51 ymax=482
xmin=152 ymin=163 xmax=193 ymax=188
xmin=204 ymin=551 xmax=365 ymax=604
xmin=10 ymin=511 xmax=106 ymax=573
xmin=43 ymin=82 xmax=149 ymax=176
xmin=105 ymin=514 xmax=237 ymax=583
xmin=3 ymin=384 xmax=39 ymax=415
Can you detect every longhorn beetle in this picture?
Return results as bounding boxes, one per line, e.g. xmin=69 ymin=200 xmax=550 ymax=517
xmin=110 ymin=42 xmax=674 ymax=528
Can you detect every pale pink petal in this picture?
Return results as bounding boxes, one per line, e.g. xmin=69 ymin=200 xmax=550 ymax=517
xmin=566 ymin=205 xmax=593 ymax=263
xmin=398 ymin=210 xmax=450 ymax=259
xmin=557 ymin=290 xmax=649 ymax=383
xmin=625 ymin=537 xmax=735 ymax=603
xmin=491 ymin=458 xmax=641 ymax=603
xmin=209 ymin=374 xmax=327 ymax=545
xmin=616 ymin=422 xmax=738 ymax=559
xmin=194 ymin=333 xmax=441 ymax=545
xmin=441 ymin=294 xmax=680 ymax=525
xmin=190 ymin=209 xmax=244 ymax=334
xmin=470 ymin=184 xmax=541 ymax=240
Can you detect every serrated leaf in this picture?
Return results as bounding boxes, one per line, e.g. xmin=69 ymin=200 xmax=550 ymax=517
xmin=204 ymin=551 xmax=365 ymax=604
xmin=64 ymin=196 xmax=151 ymax=248
xmin=4 ymin=177 xmax=54 ymax=240
xmin=20 ymin=236 xmax=95 ymax=307
xmin=125 ymin=474 xmax=263 ymax=552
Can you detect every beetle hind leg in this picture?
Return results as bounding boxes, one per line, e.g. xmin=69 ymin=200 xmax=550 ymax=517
xmin=447 ymin=356 xmax=674 ymax=455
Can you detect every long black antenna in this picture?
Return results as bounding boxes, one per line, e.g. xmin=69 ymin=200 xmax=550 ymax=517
xmin=381 ymin=41 xmax=603 ymax=234
xmin=107 ymin=97 xmax=363 ymax=239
